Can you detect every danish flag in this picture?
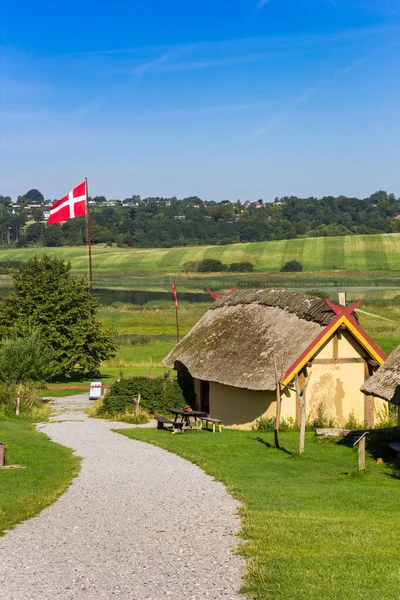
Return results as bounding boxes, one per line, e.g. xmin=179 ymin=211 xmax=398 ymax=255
xmin=48 ymin=181 xmax=87 ymax=224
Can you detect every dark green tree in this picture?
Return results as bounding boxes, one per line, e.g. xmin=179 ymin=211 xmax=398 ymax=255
xmin=280 ymin=260 xmax=303 ymax=272
xmin=197 ymin=258 xmax=228 ymax=272
xmin=24 ymin=189 xmax=44 ymax=204
xmin=26 ymin=222 xmax=46 ymax=243
xmin=0 ymin=255 xmax=116 ymax=376
xmin=43 ymin=224 xmax=64 ymax=246
xmin=0 ymin=195 xmax=12 ymax=207
xmin=228 ymin=261 xmax=254 ymax=272
xmin=32 ymin=207 xmax=44 ymax=222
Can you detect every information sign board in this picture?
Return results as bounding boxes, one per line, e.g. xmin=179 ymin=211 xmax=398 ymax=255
xmin=89 ymin=381 xmax=103 ymax=400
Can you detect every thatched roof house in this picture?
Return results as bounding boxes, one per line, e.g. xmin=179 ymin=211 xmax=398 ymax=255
xmin=166 ymin=289 xmax=338 ymax=391
xmin=361 ymin=345 xmax=400 ymax=406
xmin=164 ymin=289 xmax=387 ymax=428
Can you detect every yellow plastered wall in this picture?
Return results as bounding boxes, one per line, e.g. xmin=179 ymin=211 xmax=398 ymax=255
xmin=209 ymin=382 xmax=275 ymax=429
xmin=307 ymin=332 xmax=375 ymax=426
xmin=206 ymin=381 xmax=297 ymax=429
xmin=307 ymin=362 xmax=366 ymax=425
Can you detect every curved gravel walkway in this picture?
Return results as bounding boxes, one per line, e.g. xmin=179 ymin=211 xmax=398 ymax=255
xmin=0 ymin=408 xmax=244 ymax=600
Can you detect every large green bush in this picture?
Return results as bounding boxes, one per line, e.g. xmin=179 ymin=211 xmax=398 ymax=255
xmin=100 ymin=375 xmax=186 ymax=416
xmin=0 ymin=327 xmax=56 ymax=384
xmin=197 ymin=259 xmax=228 ymax=272
xmin=280 ymin=260 xmax=303 ymax=272
xmin=228 ymin=261 xmax=254 ymax=272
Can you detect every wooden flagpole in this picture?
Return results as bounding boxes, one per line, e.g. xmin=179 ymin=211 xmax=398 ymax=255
xmin=172 ymin=281 xmax=180 ymax=343
xmin=175 ymin=301 xmax=180 ymax=343
xmin=85 ymin=177 xmax=93 ymax=295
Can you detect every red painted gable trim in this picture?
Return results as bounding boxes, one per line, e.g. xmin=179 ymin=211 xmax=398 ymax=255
xmin=282 ymin=299 xmax=386 ymax=384
xmin=206 ymin=287 xmax=237 ymax=300
xmin=326 ymin=298 xmax=386 ymax=362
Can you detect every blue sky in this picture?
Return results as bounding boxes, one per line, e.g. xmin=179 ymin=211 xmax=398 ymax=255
xmin=1 ymin=0 xmax=399 ymax=201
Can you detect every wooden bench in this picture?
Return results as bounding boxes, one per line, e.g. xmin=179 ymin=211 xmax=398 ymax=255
xmin=200 ymin=417 xmax=222 ymax=433
xmin=388 ymin=442 xmax=400 ymax=458
xmin=155 ymin=416 xmax=184 ymax=434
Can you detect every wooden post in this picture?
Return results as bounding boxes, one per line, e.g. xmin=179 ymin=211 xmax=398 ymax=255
xmin=358 ymin=435 xmax=366 ymax=471
xmin=273 ymin=356 xmax=281 ymax=449
xmin=294 ymin=372 xmax=311 ymax=455
xmin=15 ymin=387 xmax=21 ymax=416
xmin=299 ymin=396 xmax=306 ymax=455
xmin=353 ymin=432 xmax=368 ymax=471
xmin=134 ymin=393 xmax=141 ymax=417
xmin=0 ymin=443 xmax=6 ymax=467
xmin=398 ymin=406 xmax=400 ymax=427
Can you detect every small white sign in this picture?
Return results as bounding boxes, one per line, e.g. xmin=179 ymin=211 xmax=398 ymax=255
xmin=89 ymin=381 xmax=103 ymax=400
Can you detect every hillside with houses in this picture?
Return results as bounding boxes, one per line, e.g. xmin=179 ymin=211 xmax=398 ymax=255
xmin=1 ymin=189 xmax=400 ymax=248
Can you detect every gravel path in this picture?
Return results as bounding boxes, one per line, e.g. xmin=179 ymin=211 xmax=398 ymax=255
xmin=0 ymin=408 xmax=244 ymax=600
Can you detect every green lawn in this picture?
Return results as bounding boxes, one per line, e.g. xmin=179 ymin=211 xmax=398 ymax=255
xmin=116 ymin=428 xmax=400 ymax=600
xmin=0 ymin=418 xmax=80 ymax=535
xmin=1 ymin=233 xmax=400 ymax=274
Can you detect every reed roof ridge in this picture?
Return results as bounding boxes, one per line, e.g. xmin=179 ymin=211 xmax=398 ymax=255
xmin=212 ymin=288 xmax=335 ymax=326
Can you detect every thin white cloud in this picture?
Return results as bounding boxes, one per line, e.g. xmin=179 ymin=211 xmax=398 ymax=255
xmin=135 ymin=48 xmax=185 ymax=75
xmin=54 ymin=23 xmax=395 ymax=61
xmin=246 ymin=57 xmax=366 ymax=137
xmin=257 ymin=0 xmax=272 ymax=7
xmin=139 ymin=53 xmax=279 ymax=73
xmin=150 ymin=100 xmax=275 ymax=117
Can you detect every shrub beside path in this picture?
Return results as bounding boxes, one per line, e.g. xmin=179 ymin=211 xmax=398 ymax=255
xmin=0 ymin=400 xmax=243 ymax=600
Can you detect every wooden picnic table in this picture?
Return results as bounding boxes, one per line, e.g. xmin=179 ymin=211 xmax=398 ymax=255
xmin=168 ymin=408 xmax=208 ymax=429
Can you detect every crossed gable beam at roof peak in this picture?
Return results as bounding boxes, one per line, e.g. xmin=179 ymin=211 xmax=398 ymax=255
xmin=281 ymin=299 xmax=387 ymax=387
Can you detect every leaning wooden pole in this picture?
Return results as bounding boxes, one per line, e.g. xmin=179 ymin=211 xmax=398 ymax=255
xmin=85 ymin=177 xmax=93 ymax=295
xmin=273 ymin=356 xmax=281 ymax=449
xmin=353 ymin=432 xmax=368 ymax=471
xmin=295 ymin=372 xmax=311 ymax=455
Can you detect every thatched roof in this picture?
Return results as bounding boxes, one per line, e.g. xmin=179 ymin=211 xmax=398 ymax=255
xmin=361 ymin=345 xmax=400 ymax=405
xmin=163 ymin=289 xmax=339 ymax=391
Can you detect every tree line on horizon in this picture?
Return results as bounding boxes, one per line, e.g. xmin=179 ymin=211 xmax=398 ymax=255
xmin=1 ymin=189 xmax=399 ymax=248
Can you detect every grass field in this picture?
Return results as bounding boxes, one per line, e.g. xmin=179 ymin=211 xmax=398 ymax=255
xmin=1 ymin=233 xmax=400 ymax=275
xmin=116 ymin=428 xmax=400 ymax=600
xmin=0 ymin=419 xmax=80 ymax=535
xmin=2 ymin=235 xmax=399 ymax=392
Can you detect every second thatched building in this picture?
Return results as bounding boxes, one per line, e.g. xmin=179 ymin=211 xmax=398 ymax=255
xmin=361 ymin=345 xmax=400 ymax=425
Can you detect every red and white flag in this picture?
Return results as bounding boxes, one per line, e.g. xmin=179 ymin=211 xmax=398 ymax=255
xmin=48 ymin=181 xmax=87 ymax=224
xmin=171 ymin=281 xmax=178 ymax=308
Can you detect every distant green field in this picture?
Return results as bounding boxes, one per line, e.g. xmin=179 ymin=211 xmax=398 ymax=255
xmin=1 ymin=233 xmax=400 ymax=274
